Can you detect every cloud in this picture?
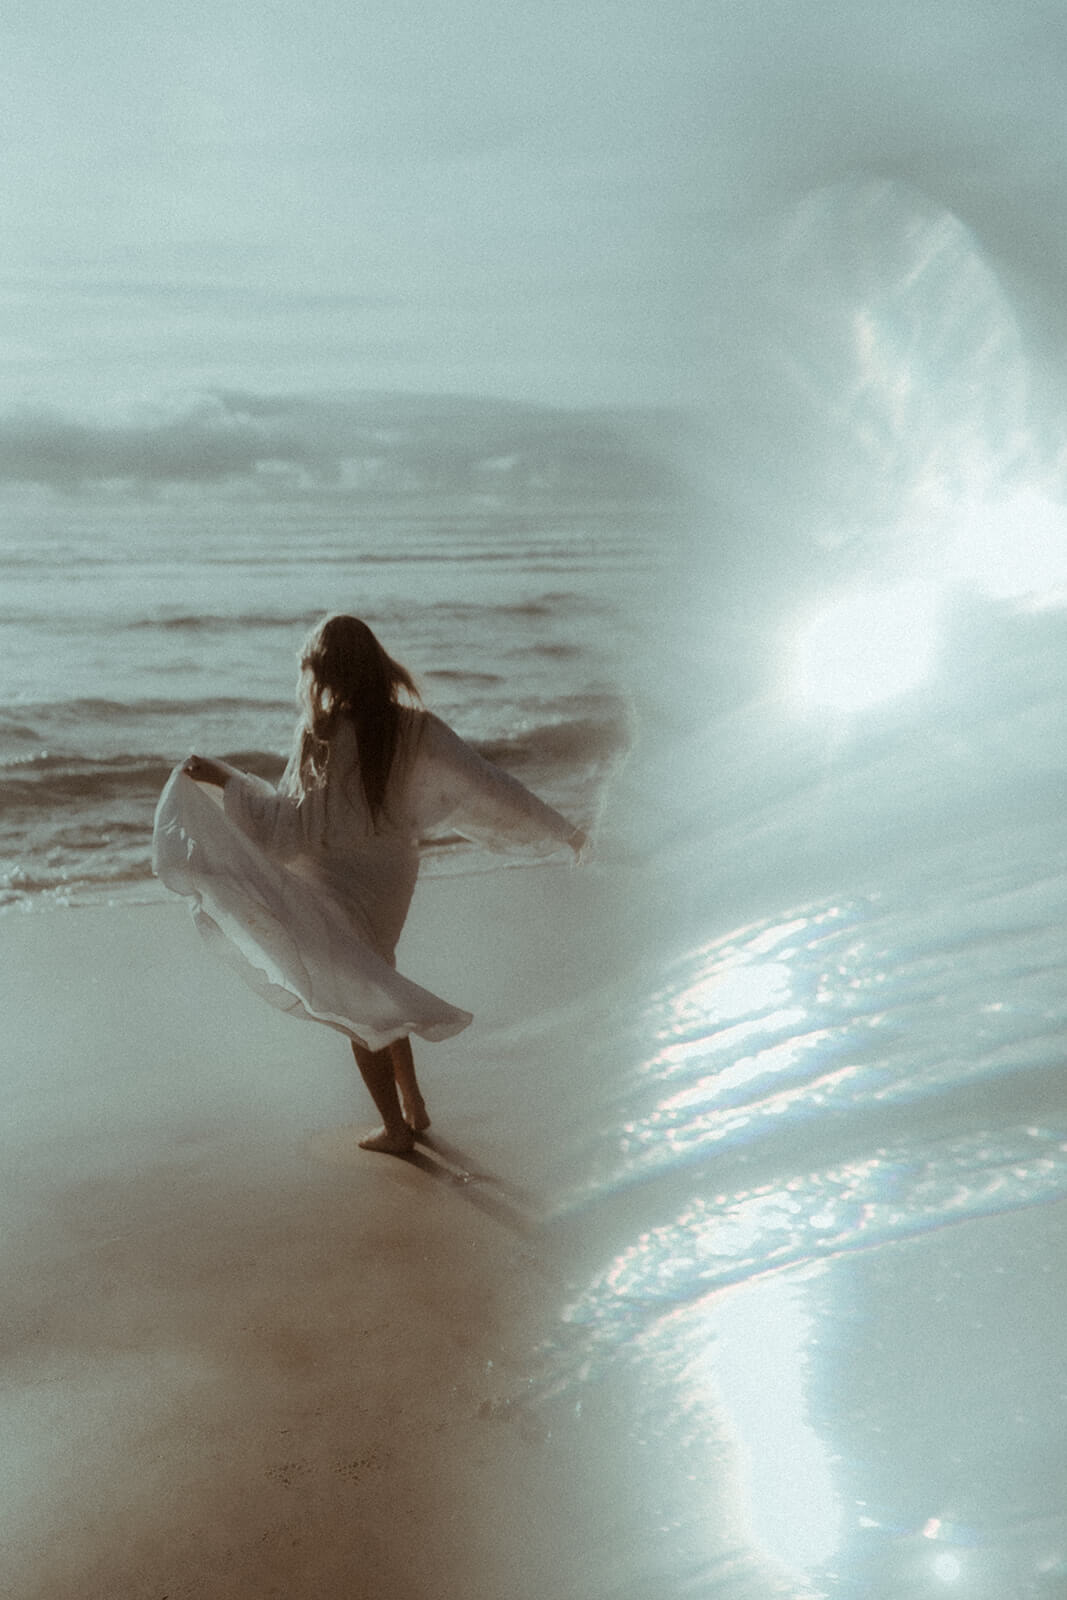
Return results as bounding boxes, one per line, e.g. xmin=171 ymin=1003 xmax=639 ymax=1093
xmin=0 ymin=402 xmax=287 ymax=490
xmin=0 ymin=390 xmax=697 ymax=500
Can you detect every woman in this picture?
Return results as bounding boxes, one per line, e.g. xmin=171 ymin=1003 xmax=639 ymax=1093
xmin=153 ymin=614 xmax=586 ymax=1154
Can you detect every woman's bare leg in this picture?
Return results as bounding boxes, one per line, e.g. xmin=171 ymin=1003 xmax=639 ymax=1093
xmin=390 ymin=1037 xmax=430 ymax=1133
xmin=351 ymin=1040 xmax=415 ymax=1153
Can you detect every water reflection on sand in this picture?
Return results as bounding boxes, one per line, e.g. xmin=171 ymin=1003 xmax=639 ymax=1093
xmin=544 ymin=860 xmax=1067 ymax=1595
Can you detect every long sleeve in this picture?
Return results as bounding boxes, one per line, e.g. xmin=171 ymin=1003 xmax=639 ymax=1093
xmin=408 ymin=713 xmax=577 ymax=856
xmin=221 ymin=764 xmax=311 ymax=861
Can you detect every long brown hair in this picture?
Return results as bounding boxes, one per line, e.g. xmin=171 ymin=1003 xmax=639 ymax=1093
xmin=293 ymin=614 xmax=420 ymax=823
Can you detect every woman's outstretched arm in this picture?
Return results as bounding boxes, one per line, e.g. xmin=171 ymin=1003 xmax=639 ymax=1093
xmin=412 ymin=713 xmax=587 ymax=859
xmin=182 ymin=754 xmax=308 ymax=860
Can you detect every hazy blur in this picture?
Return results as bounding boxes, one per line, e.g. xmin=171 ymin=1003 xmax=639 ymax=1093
xmin=4 ymin=4 xmax=1067 ymax=1596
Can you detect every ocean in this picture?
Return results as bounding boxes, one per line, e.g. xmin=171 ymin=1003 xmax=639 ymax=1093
xmin=0 ymin=489 xmax=654 ymax=911
xmin=4 ymin=147 xmax=1067 ymax=1600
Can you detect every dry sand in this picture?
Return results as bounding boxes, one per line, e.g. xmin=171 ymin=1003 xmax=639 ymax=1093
xmin=0 ymin=865 xmax=685 ymax=1600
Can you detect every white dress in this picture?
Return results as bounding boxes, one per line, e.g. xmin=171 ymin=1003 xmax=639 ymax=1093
xmin=152 ymin=709 xmax=577 ymax=1050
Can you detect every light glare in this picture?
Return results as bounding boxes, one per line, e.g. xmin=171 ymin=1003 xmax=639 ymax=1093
xmin=946 ymin=490 xmax=1067 ymax=603
xmin=794 ymin=583 xmax=939 ymax=712
xmin=685 ymin=1274 xmax=841 ymax=1575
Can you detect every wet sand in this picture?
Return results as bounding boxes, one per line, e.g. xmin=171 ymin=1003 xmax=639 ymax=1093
xmin=0 ymin=868 xmax=679 ymax=1600
xmin=9 ymin=849 xmax=1062 ymax=1597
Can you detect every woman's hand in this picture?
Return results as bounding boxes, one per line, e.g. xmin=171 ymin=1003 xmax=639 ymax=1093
xmin=183 ymin=755 xmax=230 ymax=788
xmin=569 ymin=827 xmax=588 ymax=862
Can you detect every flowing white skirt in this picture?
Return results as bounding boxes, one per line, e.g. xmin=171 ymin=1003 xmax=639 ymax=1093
xmin=152 ymin=767 xmax=473 ymax=1051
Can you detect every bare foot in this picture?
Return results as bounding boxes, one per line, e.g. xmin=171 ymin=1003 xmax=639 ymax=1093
xmin=358 ymin=1125 xmax=415 ymax=1155
xmin=404 ymin=1099 xmax=431 ymax=1134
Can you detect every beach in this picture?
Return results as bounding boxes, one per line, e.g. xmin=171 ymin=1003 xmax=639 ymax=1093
xmin=2 ymin=860 xmax=717 ymax=1600
xmin=3 ymin=474 xmax=1066 ymax=1598
xmin=5 ymin=9 xmax=1067 ymax=1582
xmin=7 ymin=740 xmax=1067 ymax=1597
xmin=0 ymin=872 xmax=594 ymax=1599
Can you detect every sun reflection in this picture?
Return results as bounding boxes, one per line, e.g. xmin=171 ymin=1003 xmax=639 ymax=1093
xmin=682 ymin=1272 xmax=841 ymax=1577
xmin=790 ymin=489 xmax=1066 ymax=713
xmin=652 ymin=956 xmax=795 ymax=1048
xmin=931 ymin=1550 xmax=963 ymax=1582
xmin=792 ymin=580 xmax=940 ymax=712
xmin=943 ymin=488 xmax=1067 ymax=604
xmin=659 ymin=1016 xmax=813 ymax=1104
xmin=598 ymin=906 xmax=875 ymax=1181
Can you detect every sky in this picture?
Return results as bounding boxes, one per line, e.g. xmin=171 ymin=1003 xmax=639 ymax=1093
xmin=4 ymin=0 xmax=725 ymax=415
xmin=5 ymin=2 xmax=1067 ymax=437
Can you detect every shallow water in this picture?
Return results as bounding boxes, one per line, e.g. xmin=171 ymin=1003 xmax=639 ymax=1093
xmin=524 ymin=164 xmax=1067 ymax=1596
xmin=0 ymin=496 xmax=652 ymax=907
xmin=534 ymin=711 xmax=1066 ymax=1595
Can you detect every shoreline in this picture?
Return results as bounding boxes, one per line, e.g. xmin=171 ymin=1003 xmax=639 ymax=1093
xmin=0 ymin=827 xmax=602 ymax=920
xmin=0 ymin=857 xmax=680 ymax=1598
xmin=7 ymin=813 xmax=1067 ymax=1592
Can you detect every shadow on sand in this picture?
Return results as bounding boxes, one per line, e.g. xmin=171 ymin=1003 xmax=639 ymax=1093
xmin=402 ymin=1132 xmax=545 ymax=1242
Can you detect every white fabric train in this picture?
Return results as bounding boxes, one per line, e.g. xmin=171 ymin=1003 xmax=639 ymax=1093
xmin=152 ymin=708 xmax=576 ymax=1051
